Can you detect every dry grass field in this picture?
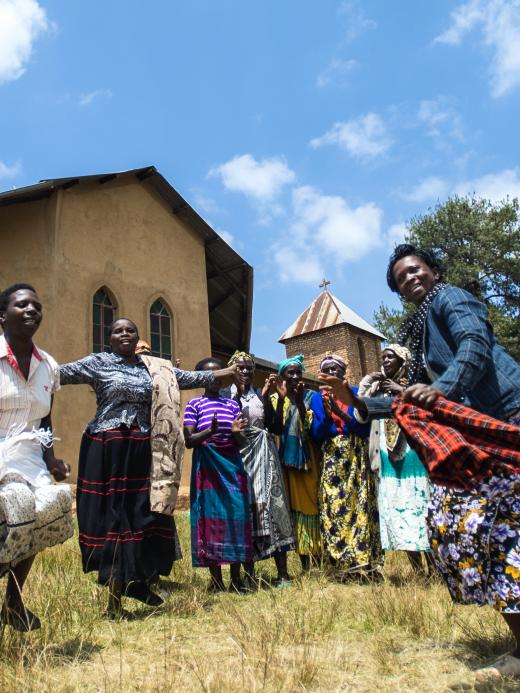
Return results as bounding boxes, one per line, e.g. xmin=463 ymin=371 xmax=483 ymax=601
xmin=0 ymin=513 xmax=517 ymax=692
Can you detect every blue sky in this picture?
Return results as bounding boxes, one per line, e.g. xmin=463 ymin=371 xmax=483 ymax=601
xmin=1 ymin=0 xmax=520 ymax=361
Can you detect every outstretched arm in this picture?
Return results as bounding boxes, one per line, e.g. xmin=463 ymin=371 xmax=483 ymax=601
xmin=175 ymin=365 xmax=239 ymax=390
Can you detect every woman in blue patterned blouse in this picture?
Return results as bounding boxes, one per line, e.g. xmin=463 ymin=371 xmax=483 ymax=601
xmin=60 ymin=319 xmax=238 ymax=618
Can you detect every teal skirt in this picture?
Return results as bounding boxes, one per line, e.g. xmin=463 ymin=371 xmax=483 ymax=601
xmin=378 ymin=448 xmax=431 ymax=552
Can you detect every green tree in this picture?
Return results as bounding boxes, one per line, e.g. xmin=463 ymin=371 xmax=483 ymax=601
xmin=373 ymin=196 xmax=520 ymax=360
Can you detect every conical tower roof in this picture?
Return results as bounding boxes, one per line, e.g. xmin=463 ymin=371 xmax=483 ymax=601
xmin=279 ymin=290 xmax=385 ymax=342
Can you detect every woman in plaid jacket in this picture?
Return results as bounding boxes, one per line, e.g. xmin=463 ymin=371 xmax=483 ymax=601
xmin=321 ymin=244 xmax=520 ymax=682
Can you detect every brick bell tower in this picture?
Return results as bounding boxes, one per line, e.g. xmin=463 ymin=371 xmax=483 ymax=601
xmin=278 ymin=279 xmax=384 ymax=385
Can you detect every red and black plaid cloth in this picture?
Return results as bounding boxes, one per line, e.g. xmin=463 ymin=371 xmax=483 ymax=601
xmin=393 ymin=397 xmax=520 ymax=489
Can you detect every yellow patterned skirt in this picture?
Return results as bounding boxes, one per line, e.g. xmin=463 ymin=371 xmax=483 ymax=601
xmin=320 ymin=435 xmax=383 ymax=572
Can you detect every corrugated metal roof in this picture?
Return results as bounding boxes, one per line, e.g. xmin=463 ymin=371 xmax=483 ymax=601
xmin=0 ymin=166 xmax=253 ymax=353
xmin=279 ymin=290 xmax=385 ymax=341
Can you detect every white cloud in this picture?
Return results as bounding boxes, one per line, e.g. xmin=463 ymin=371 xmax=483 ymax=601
xmin=274 ymin=247 xmax=324 ymax=285
xmin=209 ymin=153 xmax=295 ymax=202
xmin=310 ymin=112 xmax=391 ymax=160
xmin=402 ymin=176 xmax=448 ymax=203
xmin=435 ymin=1 xmax=520 ymax=97
xmin=217 ymin=229 xmax=236 ymax=248
xmin=79 ymin=88 xmax=113 ymax=106
xmin=386 ymin=223 xmax=408 ymax=248
xmin=417 ymin=97 xmax=464 ymax=142
xmin=0 ymin=0 xmax=49 ymax=83
xmin=434 ymin=0 xmax=484 ymax=44
xmin=192 ymin=192 xmax=222 ymax=217
xmin=316 ymin=58 xmax=357 ymax=88
xmin=273 ymin=185 xmax=384 ymax=285
xmin=338 ymin=2 xmax=377 ymax=42
xmin=0 ymin=160 xmax=21 ymax=178
xmin=455 ymin=168 xmax=520 ymax=202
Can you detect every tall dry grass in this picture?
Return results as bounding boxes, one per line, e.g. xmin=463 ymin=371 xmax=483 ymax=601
xmin=0 ymin=513 xmax=517 ymax=692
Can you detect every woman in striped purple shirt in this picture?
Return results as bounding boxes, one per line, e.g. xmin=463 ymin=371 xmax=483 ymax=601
xmin=184 ymin=357 xmax=252 ymax=592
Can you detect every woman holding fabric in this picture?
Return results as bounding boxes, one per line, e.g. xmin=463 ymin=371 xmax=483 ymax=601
xmin=222 ymin=351 xmax=294 ymax=587
xmin=0 ymin=283 xmax=73 ymax=631
xmin=184 ymin=357 xmax=252 ymax=592
xmin=320 ymin=243 xmax=520 ymax=681
xmin=60 ymin=320 xmax=238 ymax=617
xmin=310 ymin=354 xmax=382 ymax=578
xmin=358 ymin=345 xmax=432 ymax=574
xmin=271 ymin=355 xmax=321 ymax=570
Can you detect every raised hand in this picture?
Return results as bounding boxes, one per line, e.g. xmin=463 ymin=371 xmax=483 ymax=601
xmin=276 ymin=377 xmax=288 ymax=400
xmin=382 ymin=379 xmax=405 ymax=395
xmin=262 ymin=373 xmax=277 ymax=397
xmin=318 ymin=373 xmax=357 ymax=407
xmin=321 ymin=389 xmax=333 ymax=418
xmin=294 ymin=380 xmax=305 ymax=404
xmin=231 ymin=414 xmax=248 ymax=433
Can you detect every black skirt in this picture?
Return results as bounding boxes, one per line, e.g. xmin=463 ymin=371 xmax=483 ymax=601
xmin=76 ymin=427 xmax=182 ymax=585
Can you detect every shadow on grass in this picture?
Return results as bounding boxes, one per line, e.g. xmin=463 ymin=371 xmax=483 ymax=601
xmin=48 ymin=637 xmax=103 ymax=664
xmin=455 ymin=615 xmax=515 ymax=661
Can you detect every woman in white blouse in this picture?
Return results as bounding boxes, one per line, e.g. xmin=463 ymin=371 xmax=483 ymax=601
xmin=0 ymin=283 xmax=73 ymax=631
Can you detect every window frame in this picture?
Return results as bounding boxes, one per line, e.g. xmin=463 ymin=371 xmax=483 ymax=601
xmin=92 ymin=287 xmax=118 ymax=353
xmin=149 ymin=298 xmax=173 ymax=360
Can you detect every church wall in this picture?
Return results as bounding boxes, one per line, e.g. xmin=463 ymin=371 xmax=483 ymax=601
xmin=282 ymin=324 xmax=354 ymax=380
xmin=344 ymin=325 xmax=383 ymax=384
xmin=282 ymin=323 xmax=383 ymax=386
xmin=0 ymin=179 xmax=212 ymax=481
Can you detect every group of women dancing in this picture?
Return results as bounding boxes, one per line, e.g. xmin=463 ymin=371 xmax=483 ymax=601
xmin=0 ymin=241 xmax=518 ymax=682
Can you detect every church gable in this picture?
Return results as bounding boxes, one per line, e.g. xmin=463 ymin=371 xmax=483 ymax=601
xmin=279 ymin=289 xmax=384 ymax=342
xmin=279 ymin=287 xmax=384 ymax=385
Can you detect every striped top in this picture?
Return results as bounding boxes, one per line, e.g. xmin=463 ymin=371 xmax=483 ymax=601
xmin=184 ymin=395 xmax=241 ymax=455
xmin=0 ymin=335 xmax=60 ymax=437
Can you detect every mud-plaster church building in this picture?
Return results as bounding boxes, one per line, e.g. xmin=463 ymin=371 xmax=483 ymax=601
xmin=279 ymin=284 xmax=384 ymax=383
xmin=0 ymin=166 xmax=253 ymax=491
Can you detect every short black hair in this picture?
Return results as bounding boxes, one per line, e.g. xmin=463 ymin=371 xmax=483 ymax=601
xmin=386 ymin=244 xmax=442 ymax=293
xmin=195 ymin=356 xmax=224 ymax=370
xmin=0 ymin=283 xmax=37 ymax=314
xmin=109 ymin=318 xmax=139 ymax=336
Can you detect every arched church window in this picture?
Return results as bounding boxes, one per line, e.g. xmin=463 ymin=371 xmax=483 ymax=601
xmin=150 ymin=299 xmax=172 ymax=360
xmin=357 ymin=337 xmax=368 ymax=376
xmin=93 ymin=288 xmax=117 ymax=352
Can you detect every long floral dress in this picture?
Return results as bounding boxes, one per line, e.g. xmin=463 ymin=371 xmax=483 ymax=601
xmin=426 ymin=412 xmax=520 ymax=611
xmin=310 ymin=390 xmax=383 ymax=574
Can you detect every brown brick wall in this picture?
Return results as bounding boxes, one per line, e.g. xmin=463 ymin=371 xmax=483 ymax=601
xmin=282 ymin=324 xmax=382 ymax=386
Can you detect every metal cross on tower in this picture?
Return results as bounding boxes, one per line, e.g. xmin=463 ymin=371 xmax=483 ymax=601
xmin=319 ymin=277 xmax=331 ymax=292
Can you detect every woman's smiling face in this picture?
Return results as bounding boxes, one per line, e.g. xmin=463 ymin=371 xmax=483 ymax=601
xmin=1 ymin=289 xmax=43 ymax=340
xmin=392 ymin=254 xmax=440 ymax=306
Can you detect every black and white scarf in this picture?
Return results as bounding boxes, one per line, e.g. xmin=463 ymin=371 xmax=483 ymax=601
xmin=397 ymin=283 xmax=448 ymax=385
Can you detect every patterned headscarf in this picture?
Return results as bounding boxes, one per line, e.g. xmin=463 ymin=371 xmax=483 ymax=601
xmin=228 ymin=350 xmax=255 ymax=367
xmin=382 ymin=344 xmax=410 ymax=382
xmin=278 ymin=354 xmax=305 ymax=375
xmin=398 ymin=283 xmax=448 ymax=385
xmin=320 ymin=353 xmax=347 ymax=373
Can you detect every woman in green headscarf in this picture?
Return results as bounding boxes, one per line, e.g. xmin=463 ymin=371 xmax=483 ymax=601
xmin=271 ymin=355 xmax=322 ymax=570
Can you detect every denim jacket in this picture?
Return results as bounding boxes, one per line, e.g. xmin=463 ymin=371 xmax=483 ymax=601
xmin=363 ymin=286 xmax=520 ymax=422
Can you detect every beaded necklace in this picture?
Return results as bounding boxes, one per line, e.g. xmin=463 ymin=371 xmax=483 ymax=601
xmin=397 ymin=283 xmax=448 ymax=385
